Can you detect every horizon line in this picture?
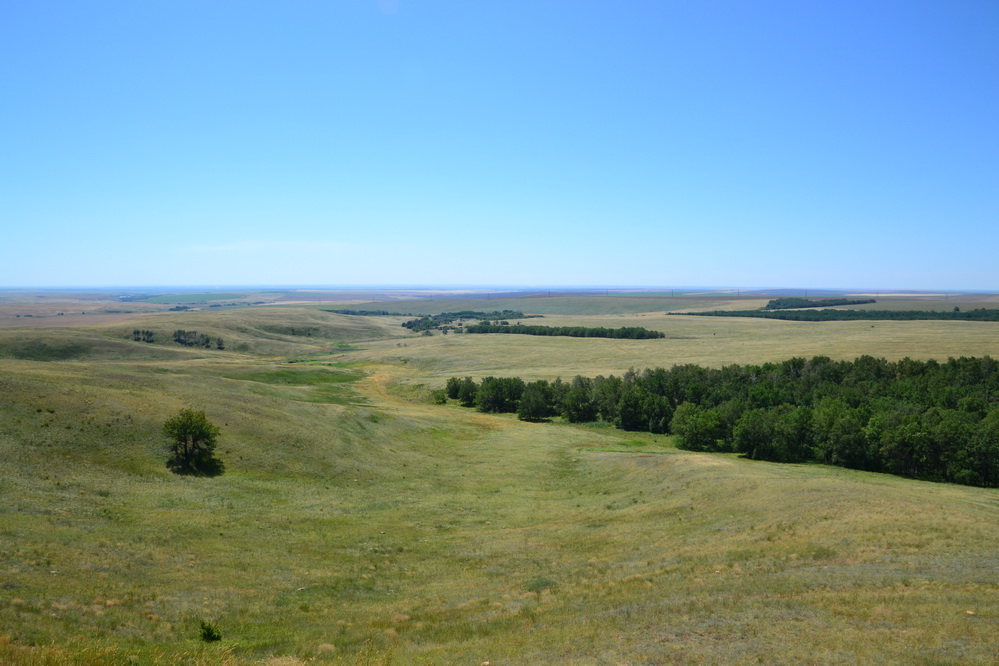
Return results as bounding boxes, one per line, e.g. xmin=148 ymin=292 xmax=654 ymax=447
xmin=0 ymin=285 xmax=995 ymax=294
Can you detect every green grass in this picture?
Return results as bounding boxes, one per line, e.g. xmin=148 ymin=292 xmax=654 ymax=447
xmin=0 ymin=329 xmax=191 ymax=362
xmin=0 ymin=339 xmax=89 ymax=361
xmin=217 ymin=365 xmax=367 ymax=406
xmin=223 ymin=366 xmax=363 ymax=386
xmin=1 ymin=291 xmax=998 ymax=664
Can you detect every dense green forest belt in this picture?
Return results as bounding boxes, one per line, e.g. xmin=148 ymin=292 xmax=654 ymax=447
xmin=402 ymin=310 xmax=530 ymax=332
xmin=323 ymin=309 xmax=413 ymax=316
xmin=763 ymin=297 xmax=876 ymax=309
xmin=463 ymin=324 xmax=666 ymax=339
xmin=674 ymin=308 xmax=999 ymax=322
xmin=441 ymin=355 xmax=999 ymax=487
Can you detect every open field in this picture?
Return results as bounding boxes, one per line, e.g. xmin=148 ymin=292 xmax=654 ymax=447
xmin=353 ymin=316 xmax=999 ymax=384
xmin=313 ymin=291 xmax=999 ymax=317
xmin=1 ymin=289 xmax=997 ymax=664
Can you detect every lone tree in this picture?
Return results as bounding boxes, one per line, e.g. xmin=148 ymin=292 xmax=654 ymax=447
xmin=163 ymin=409 xmax=224 ymax=476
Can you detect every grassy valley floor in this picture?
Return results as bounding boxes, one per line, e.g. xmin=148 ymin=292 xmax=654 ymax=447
xmin=0 ymin=292 xmax=997 ymax=663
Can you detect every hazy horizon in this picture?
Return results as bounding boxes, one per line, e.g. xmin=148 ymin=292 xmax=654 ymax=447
xmin=0 ymin=284 xmax=992 ymax=296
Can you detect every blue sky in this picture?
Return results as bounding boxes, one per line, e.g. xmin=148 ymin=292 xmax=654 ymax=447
xmin=2 ymin=1 xmax=997 ymax=290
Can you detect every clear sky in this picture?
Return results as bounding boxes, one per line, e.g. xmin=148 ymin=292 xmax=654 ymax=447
xmin=2 ymin=1 xmax=997 ymax=290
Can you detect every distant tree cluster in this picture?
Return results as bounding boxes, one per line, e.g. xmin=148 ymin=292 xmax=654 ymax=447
xmin=173 ymin=330 xmax=224 ymax=349
xmin=131 ymin=329 xmax=155 ymax=343
xmin=402 ymin=310 xmax=531 ymax=333
xmin=763 ymin=297 xmax=876 ymax=310
xmin=443 ymin=355 xmax=999 ymax=487
xmin=258 ymin=325 xmax=323 ymax=337
xmin=676 ymin=308 xmax=999 ymax=322
xmin=464 ymin=324 xmax=666 ymax=339
xmin=323 ymin=309 xmax=412 ymax=316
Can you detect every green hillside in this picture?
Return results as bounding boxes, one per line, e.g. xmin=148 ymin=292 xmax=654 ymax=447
xmin=1 ymin=293 xmax=997 ymax=664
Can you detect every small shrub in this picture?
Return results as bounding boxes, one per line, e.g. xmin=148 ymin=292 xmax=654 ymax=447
xmin=524 ymin=577 xmax=557 ymax=594
xmin=199 ymin=620 xmax=221 ymax=642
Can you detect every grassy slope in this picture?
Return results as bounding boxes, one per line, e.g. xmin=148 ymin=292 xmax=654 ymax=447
xmin=0 ymin=308 xmax=405 ymax=360
xmin=1 ymin=294 xmax=997 ymax=664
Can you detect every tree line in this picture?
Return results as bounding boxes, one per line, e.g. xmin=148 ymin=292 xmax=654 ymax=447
xmin=401 ymin=310 xmax=530 ymax=333
xmin=762 ymin=297 xmax=876 ymax=310
xmin=675 ymin=308 xmax=999 ymax=322
xmin=323 ymin=309 xmax=413 ymax=316
xmin=173 ymin=330 xmax=225 ymax=349
xmin=463 ymin=324 xmax=666 ymax=339
xmin=442 ymin=355 xmax=999 ymax=487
